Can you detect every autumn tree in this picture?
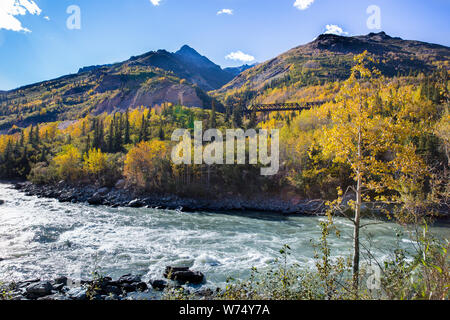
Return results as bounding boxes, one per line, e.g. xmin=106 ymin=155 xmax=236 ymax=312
xmin=83 ymin=148 xmax=108 ymax=182
xmin=53 ymin=145 xmax=83 ymax=182
xmin=315 ymin=51 xmax=427 ymax=293
xmin=124 ymin=140 xmax=168 ymax=190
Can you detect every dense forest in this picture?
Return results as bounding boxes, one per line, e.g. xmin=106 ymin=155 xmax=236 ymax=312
xmin=0 ymin=53 xmax=447 ymax=216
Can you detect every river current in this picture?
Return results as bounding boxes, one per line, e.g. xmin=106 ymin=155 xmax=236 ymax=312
xmin=0 ymin=183 xmax=448 ymax=287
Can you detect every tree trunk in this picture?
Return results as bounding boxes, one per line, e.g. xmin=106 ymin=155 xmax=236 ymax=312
xmin=353 ymin=172 xmax=362 ymax=293
xmin=353 ymin=122 xmax=362 ymax=294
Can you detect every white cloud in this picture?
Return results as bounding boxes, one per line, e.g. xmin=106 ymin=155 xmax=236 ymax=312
xmin=0 ymin=0 xmax=42 ymax=32
xmin=217 ymin=9 xmax=233 ymax=15
xmin=150 ymin=0 xmax=161 ymax=6
xmin=294 ymin=0 xmax=315 ymax=10
xmin=44 ymin=15 xmax=49 ymax=21
xmin=323 ymin=24 xmax=349 ymax=36
xmin=225 ymin=51 xmax=255 ymax=63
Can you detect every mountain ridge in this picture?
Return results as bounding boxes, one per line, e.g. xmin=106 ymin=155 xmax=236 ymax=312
xmin=0 ymin=45 xmax=235 ymax=131
xmin=213 ymin=31 xmax=449 ymax=104
xmin=1 ymin=33 xmax=448 ymax=132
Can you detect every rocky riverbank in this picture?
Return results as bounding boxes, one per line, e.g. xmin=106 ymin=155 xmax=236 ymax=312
xmin=1 ymin=267 xmax=212 ymax=301
xmin=13 ymin=181 xmax=326 ymax=215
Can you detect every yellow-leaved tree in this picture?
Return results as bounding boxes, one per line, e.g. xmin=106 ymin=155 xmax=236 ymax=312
xmin=315 ymin=51 xmax=427 ymax=292
xmin=83 ymin=148 xmax=108 ymax=182
xmin=124 ymin=140 xmax=168 ymax=191
xmin=53 ymin=145 xmax=83 ymax=182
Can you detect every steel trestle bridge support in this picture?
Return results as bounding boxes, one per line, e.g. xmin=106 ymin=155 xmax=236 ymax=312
xmin=241 ymin=101 xmax=327 ymax=115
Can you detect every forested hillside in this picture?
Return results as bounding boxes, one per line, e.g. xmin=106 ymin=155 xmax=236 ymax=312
xmin=0 ymin=45 xmax=234 ymax=133
xmin=215 ymin=32 xmax=449 ymax=106
xmin=0 ymin=52 xmax=447 ymax=214
xmin=0 ymin=33 xmax=448 ymax=214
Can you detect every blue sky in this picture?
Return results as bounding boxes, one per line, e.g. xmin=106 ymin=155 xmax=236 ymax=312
xmin=0 ymin=0 xmax=449 ymax=90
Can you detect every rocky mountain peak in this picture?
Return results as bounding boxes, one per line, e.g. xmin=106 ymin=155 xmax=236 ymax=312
xmin=176 ymin=45 xmax=201 ymax=56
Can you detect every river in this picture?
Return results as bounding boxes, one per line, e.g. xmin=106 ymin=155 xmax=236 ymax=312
xmin=0 ymin=183 xmax=448 ymax=287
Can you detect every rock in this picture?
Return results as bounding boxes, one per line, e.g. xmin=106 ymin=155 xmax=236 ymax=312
xmin=128 ymin=199 xmax=144 ymax=208
xmin=150 ymin=279 xmax=167 ymax=291
xmin=18 ymin=279 xmax=40 ymax=289
xmin=11 ymin=294 xmax=26 ymax=300
xmin=97 ymin=187 xmax=110 ymax=196
xmin=171 ymin=271 xmax=204 ymax=284
xmin=125 ymin=291 xmax=157 ymax=301
xmin=121 ymin=283 xmax=136 ymax=293
xmin=164 ymin=267 xmax=204 ymax=284
xmin=118 ymin=274 xmax=142 ymax=284
xmin=52 ymin=283 xmax=65 ymax=291
xmin=104 ymin=294 xmax=119 ymax=300
xmin=103 ymin=285 xmax=122 ymax=296
xmin=135 ymin=282 xmax=148 ymax=292
xmin=88 ymin=193 xmax=103 ymax=205
xmin=58 ymin=193 xmax=74 ymax=203
xmin=14 ymin=183 xmax=24 ymax=190
xmin=164 ymin=266 xmax=189 ymax=277
xmin=195 ymin=288 xmax=214 ymax=298
xmin=38 ymin=293 xmax=71 ymax=301
xmin=66 ymin=287 xmax=87 ymax=300
xmin=54 ymin=276 xmax=68 ymax=286
xmin=115 ymin=179 xmax=126 ymax=189
xmin=26 ymin=281 xmax=53 ymax=298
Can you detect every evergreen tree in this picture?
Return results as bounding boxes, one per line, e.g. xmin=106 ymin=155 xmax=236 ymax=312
xmin=124 ymin=109 xmax=131 ymax=144
xmin=232 ymin=105 xmax=243 ymax=128
xmin=34 ymin=124 xmax=40 ymax=146
xmin=19 ymin=130 xmax=24 ymax=147
xmin=225 ymin=105 xmax=231 ymax=123
xmin=84 ymin=133 xmax=91 ymax=156
xmin=114 ymin=113 xmax=123 ymax=152
xmin=248 ymin=111 xmax=257 ymax=129
xmin=138 ymin=115 xmax=148 ymax=142
xmin=28 ymin=126 xmax=34 ymax=146
xmin=158 ymin=125 xmax=165 ymax=141
xmin=107 ymin=119 xmax=114 ymax=152
xmin=209 ymin=100 xmax=217 ymax=128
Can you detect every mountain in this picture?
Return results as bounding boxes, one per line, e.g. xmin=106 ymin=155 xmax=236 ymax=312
xmin=0 ymin=45 xmax=232 ymax=131
xmin=223 ymin=64 xmax=257 ymax=77
xmin=214 ymin=32 xmax=450 ymax=103
xmin=173 ymin=45 xmax=237 ymax=90
xmin=1 ymin=33 xmax=448 ymax=132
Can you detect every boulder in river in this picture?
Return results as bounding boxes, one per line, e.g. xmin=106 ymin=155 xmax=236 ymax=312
xmin=164 ymin=266 xmax=205 ymax=284
xmin=115 ymin=179 xmax=126 ymax=189
xmin=38 ymin=293 xmax=71 ymax=301
xmin=26 ymin=281 xmax=53 ymax=298
xmin=97 ymin=187 xmax=110 ymax=196
xmin=150 ymin=279 xmax=167 ymax=291
xmin=54 ymin=276 xmax=68 ymax=286
xmin=102 ymin=285 xmax=122 ymax=296
xmin=118 ymin=274 xmax=142 ymax=284
xmin=66 ymin=287 xmax=87 ymax=300
xmin=128 ymin=199 xmax=145 ymax=208
xmin=88 ymin=193 xmax=104 ymax=205
xmin=125 ymin=291 xmax=157 ymax=300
